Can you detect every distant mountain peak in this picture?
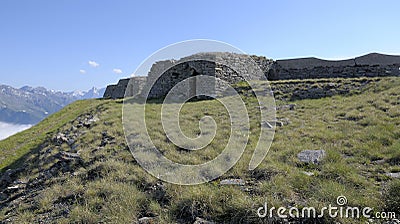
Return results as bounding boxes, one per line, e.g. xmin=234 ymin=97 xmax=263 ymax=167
xmin=0 ymin=84 xmax=106 ymax=124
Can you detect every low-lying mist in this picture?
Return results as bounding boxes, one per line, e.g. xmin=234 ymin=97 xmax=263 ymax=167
xmin=0 ymin=122 xmax=32 ymax=140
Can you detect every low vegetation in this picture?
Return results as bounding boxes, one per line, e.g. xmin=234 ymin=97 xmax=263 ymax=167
xmin=0 ymin=77 xmax=399 ymax=223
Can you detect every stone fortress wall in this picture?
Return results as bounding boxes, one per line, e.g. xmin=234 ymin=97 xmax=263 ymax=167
xmin=103 ymin=52 xmax=400 ymax=99
xmin=143 ymin=52 xmax=272 ymax=99
xmin=268 ymin=53 xmax=400 ymax=80
xmin=103 ymin=77 xmax=146 ymax=99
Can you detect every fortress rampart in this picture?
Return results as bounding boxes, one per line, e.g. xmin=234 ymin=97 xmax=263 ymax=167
xmin=268 ymin=53 xmax=400 ymax=80
xmin=103 ymin=52 xmax=400 ymax=99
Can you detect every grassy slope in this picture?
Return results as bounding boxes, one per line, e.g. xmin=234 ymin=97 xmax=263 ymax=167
xmin=0 ymin=77 xmax=399 ymax=223
xmin=0 ymin=100 xmax=106 ymax=170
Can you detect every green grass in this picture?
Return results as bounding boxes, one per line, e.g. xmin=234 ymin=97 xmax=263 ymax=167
xmin=1 ymin=77 xmax=400 ymax=223
xmin=0 ymin=99 xmax=108 ymax=171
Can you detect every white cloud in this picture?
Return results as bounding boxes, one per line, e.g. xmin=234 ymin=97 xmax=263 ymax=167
xmin=130 ymin=73 xmax=136 ymax=77
xmin=79 ymin=69 xmax=86 ymax=74
xmin=88 ymin=60 xmax=99 ymax=67
xmin=113 ymin=68 xmax=123 ymax=74
xmin=0 ymin=122 xmax=32 ymax=140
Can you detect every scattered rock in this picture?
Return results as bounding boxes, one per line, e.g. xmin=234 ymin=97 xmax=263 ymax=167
xmin=91 ymin=146 xmax=102 ymax=153
xmin=251 ymin=168 xmax=281 ymax=181
xmin=385 ymin=172 xmax=400 ymax=179
xmin=0 ymin=168 xmax=23 ymax=188
xmin=261 ymin=121 xmax=273 ymax=128
xmin=83 ymin=116 xmax=99 ymax=128
xmin=279 ymin=118 xmax=290 ymax=125
xmin=262 ymin=119 xmax=287 ymax=128
xmin=70 ymin=144 xmax=78 ymax=151
xmin=100 ymin=131 xmax=116 ymax=147
xmin=53 ymin=133 xmax=68 ymax=145
xmin=0 ymin=192 xmax=8 ymax=201
xmin=382 ymin=219 xmax=400 ymax=224
xmin=7 ymin=185 xmax=22 ymax=190
xmin=268 ymin=120 xmax=284 ymax=127
xmin=6 ymin=185 xmax=23 ymax=193
xmin=297 ymin=150 xmax=326 ymax=164
xmin=56 ymin=151 xmax=81 ymax=161
xmin=219 ymin=179 xmax=245 ymax=186
xmin=256 ymin=105 xmax=267 ymax=110
xmin=302 ymin=171 xmax=315 ymax=176
xmin=193 ymin=217 xmax=215 ymax=224
xmin=138 ymin=216 xmax=157 ymax=224
xmin=13 ymin=179 xmax=27 ymax=185
xmin=75 ymin=114 xmax=99 ymax=128
xmin=277 ymin=104 xmax=296 ymax=110
xmin=53 ymin=133 xmax=75 ymax=146
xmin=147 ymin=183 xmax=169 ymax=204
xmin=0 ymin=171 xmax=13 ymax=187
xmin=372 ymin=159 xmax=386 ymax=165
xmin=103 ymin=121 xmax=113 ymax=126
xmin=66 ymin=139 xmax=75 ymax=146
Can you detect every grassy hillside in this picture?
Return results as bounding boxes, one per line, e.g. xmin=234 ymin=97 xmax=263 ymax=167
xmin=0 ymin=77 xmax=399 ymax=223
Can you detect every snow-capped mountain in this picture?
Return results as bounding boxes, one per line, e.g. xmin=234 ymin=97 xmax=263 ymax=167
xmin=81 ymin=87 xmax=105 ymax=99
xmin=0 ymin=85 xmax=105 ymax=124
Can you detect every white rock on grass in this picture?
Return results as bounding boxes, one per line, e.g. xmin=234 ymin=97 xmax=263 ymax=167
xmin=297 ymin=150 xmax=326 ymax=164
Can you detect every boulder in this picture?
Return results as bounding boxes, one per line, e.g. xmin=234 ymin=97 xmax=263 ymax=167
xmin=385 ymin=172 xmax=400 ymax=179
xmin=261 ymin=121 xmax=273 ymax=129
xmin=297 ymin=150 xmax=326 ymax=164
xmin=277 ymin=104 xmax=296 ymax=110
xmin=138 ymin=217 xmax=157 ymax=224
xmin=219 ymin=179 xmax=245 ymax=186
xmin=302 ymin=171 xmax=315 ymax=176
xmin=193 ymin=217 xmax=215 ymax=224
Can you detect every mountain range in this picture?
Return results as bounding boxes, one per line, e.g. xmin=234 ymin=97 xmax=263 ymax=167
xmin=0 ymin=84 xmax=105 ymax=124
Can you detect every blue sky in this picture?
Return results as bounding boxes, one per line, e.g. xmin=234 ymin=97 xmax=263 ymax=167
xmin=1 ymin=0 xmax=399 ymax=91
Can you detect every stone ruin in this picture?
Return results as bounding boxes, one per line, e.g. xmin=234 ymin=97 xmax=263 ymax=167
xmin=104 ymin=52 xmax=272 ymax=99
xmin=103 ymin=52 xmax=400 ymax=99
xmin=269 ymin=52 xmax=400 ymax=80
xmin=103 ymin=76 xmax=146 ymax=99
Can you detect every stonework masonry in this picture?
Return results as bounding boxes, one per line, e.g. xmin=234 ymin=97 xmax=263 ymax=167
xmin=103 ymin=52 xmax=400 ymax=99
xmin=103 ymin=77 xmax=146 ymax=99
xmin=268 ymin=53 xmax=400 ymax=80
xmin=142 ymin=53 xmax=272 ymax=99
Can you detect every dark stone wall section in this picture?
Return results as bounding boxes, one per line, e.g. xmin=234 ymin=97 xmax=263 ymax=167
xmin=103 ymin=77 xmax=146 ymax=99
xmin=269 ymin=53 xmax=400 ymax=80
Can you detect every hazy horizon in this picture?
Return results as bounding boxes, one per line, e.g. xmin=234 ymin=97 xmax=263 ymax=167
xmin=0 ymin=122 xmax=32 ymax=140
